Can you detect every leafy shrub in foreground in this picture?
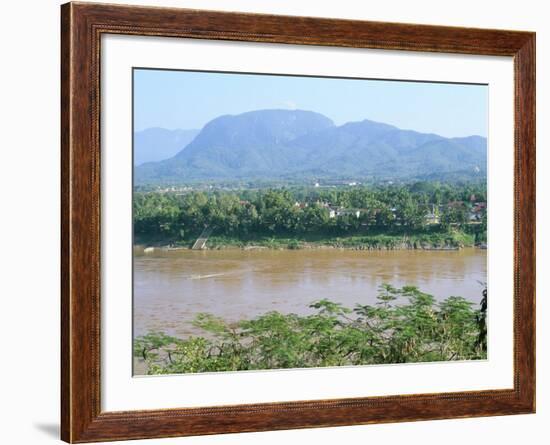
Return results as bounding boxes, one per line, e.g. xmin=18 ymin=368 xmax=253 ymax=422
xmin=134 ymin=285 xmax=487 ymax=374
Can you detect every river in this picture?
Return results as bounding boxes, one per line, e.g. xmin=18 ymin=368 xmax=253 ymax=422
xmin=133 ymin=247 xmax=486 ymax=339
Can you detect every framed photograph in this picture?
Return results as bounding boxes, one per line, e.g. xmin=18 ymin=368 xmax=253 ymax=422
xmin=61 ymin=2 xmax=535 ymax=442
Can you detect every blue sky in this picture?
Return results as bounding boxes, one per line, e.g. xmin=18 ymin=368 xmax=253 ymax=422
xmin=134 ymin=68 xmax=487 ymax=138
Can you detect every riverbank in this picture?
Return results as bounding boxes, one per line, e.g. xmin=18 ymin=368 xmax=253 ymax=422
xmin=136 ymin=229 xmax=481 ymax=252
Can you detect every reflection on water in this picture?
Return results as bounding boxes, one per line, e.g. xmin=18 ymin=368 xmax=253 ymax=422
xmin=133 ymin=248 xmax=487 ymax=338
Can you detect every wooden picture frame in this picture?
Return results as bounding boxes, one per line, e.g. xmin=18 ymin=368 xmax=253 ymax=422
xmin=61 ymin=2 xmax=535 ymax=442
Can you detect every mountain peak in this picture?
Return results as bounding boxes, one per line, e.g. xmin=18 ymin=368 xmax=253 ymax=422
xmin=204 ymin=109 xmax=334 ymax=129
xmin=175 ymin=109 xmax=334 ymax=160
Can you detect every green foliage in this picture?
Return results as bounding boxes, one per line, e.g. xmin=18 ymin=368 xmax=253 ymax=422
xmin=286 ymin=239 xmax=302 ymax=250
xmin=133 ymin=182 xmax=487 ymax=248
xmin=441 ymin=204 xmax=468 ymax=230
xmin=135 ymin=285 xmax=487 ymax=374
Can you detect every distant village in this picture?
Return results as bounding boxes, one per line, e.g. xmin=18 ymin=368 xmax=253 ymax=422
xmin=294 ymin=196 xmax=486 ymax=226
xmin=146 ymin=178 xmax=391 ymax=194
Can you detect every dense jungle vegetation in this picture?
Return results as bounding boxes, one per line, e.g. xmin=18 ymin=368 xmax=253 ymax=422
xmin=134 ymin=182 xmax=487 ymax=249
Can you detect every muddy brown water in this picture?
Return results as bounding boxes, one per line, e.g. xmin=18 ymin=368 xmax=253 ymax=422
xmin=133 ymin=247 xmax=487 ymax=339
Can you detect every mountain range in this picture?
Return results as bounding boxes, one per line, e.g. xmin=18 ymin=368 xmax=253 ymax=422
xmin=134 ymin=109 xmax=486 ymax=184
